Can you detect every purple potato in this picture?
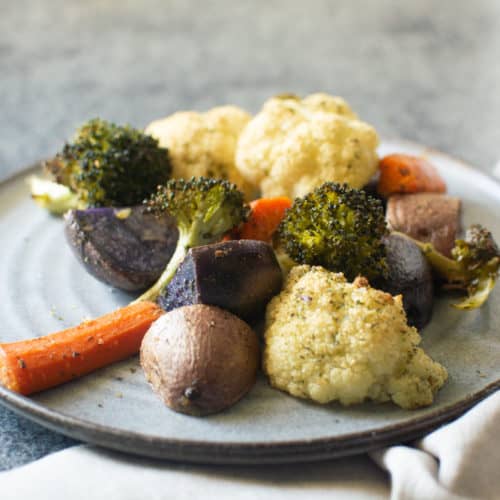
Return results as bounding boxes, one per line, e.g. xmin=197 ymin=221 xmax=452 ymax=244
xmin=374 ymin=233 xmax=434 ymax=330
xmin=65 ymin=206 xmax=178 ymax=291
xmin=158 ymin=239 xmax=283 ymax=322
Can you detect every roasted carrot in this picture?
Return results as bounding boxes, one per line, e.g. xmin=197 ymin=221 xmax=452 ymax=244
xmin=377 ymin=154 xmax=447 ymax=198
xmin=237 ymin=197 xmax=292 ymax=242
xmin=0 ymin=301 xmax=163 ymax=395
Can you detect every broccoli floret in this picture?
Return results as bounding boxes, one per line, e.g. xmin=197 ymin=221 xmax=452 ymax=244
xmin=135 ymin=177 xmax=248 ymax=302
xmin=44 ymin=118 xmax=171 ymax=207
xmin=409 ymin=224 xmax=500 ymax=310
xmin=278 ymin=182 xmax=388 ymax=281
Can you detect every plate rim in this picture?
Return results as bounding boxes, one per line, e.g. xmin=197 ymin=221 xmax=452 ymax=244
xmin=0 ymin=376 xmax=499 ymax=464
xmin=1 ymin=138 xmax=499 ymax=464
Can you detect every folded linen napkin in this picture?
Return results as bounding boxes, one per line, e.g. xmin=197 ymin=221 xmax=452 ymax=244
xmin=373 ymin=390 xmax=500 ymax=500
xmin=0 ymin=390 xmax=498 ymax=500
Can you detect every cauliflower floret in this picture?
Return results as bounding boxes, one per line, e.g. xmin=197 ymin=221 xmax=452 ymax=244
xmin=145 ymin=106 xmax=256 ymax=199
xmin=263 ymin=266 xmax=447 ymax=409
xmin=235 ymin=93 xmax=379 ymax=199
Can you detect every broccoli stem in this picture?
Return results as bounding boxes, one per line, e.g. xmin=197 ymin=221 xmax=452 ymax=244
xmin=415 ymin=242 xmax=467 ymax=282
xmin=134 ymin=234 xmax=190 ymax=303
xmin=135 ymin=177 xmax=247 ymax=304
xmin=393 ymin=231 xmax=500 ymax=310
xmin=392 ymin=232 xmax=466 ymax=281
xmin=28 ymin=176 xmax=82 ymax=215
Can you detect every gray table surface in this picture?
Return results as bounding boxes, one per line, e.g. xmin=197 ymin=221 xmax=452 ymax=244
xmin=1 ymin=0 xmax=499 ymax=472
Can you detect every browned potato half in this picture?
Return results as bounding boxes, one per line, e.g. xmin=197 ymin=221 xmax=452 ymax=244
xmin=386 ymin=193 xmax=461 ymax=257
xmin=140 ymin=304 xmax=259 ymax=416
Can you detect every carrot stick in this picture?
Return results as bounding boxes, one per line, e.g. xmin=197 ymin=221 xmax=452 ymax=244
xmin=0 ymin=301 xmax=163 ymax=395
xmin=377 ymin=154 xmax=447 ymax=198
xmin=237 ymin=197 xmax=292 ymax=241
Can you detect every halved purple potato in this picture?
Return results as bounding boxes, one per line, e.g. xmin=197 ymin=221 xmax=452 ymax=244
xmin=375 ymin=233 xmax=434 ymax=330
xmin=65 ymin=207 xmax=178 ymax=291
xmin=158 ymin=240 xmax=283 ymax=322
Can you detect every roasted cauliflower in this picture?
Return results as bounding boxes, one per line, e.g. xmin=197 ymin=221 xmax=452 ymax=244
xmin=235 ymin=93 xmax=379 ymax=199
xmin=263 ymin=266 xmax=447 ymax=409
xmin=145 ymin=106 xmax=256 ymax=199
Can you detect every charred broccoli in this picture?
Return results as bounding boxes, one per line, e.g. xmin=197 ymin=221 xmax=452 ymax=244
xmin=408 ymin=224 xmax=500 ymax=310
xmin=43 ymin=118 xmax=171 ymax=208
xmin=136 ymin=177 xmax=247 ymax=302
xmin=278 ymin=182 xmax=388 ymax=281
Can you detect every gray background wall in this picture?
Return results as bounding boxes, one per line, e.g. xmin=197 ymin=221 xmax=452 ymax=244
xmin=2 ymin=0 xmax=500 ymax=180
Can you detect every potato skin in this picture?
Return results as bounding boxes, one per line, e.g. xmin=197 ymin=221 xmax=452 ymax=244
xmin=140 ymin=305 xmax=259 ymax=416
xmin=65 ymin=206 xmax=178 ymax=291
xmin=386 ymin=193 xmax=461 ymax=257
xmin=158 ymin=240 xmax=283 ymax=322
xmin=375 ymin=233 xmax=434 ymax=330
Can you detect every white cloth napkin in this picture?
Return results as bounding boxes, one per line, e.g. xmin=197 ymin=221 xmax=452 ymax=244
xmin=373 ymin=390 xmax=500 ymax=500
xmin=1 ymin=390 xmax=499 ymax=500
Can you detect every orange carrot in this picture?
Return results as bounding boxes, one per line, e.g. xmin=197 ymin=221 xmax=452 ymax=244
xmin=237 ymin=197 xmax=292 ymax=241
xmin=0 ymin=301 xmax=163 ymax=395
xmin=377 ymin=154 xmax=447 ymax=198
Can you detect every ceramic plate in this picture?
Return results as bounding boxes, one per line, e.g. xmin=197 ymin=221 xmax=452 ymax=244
xmin=0 ymin=139 xmax=499 ymax=464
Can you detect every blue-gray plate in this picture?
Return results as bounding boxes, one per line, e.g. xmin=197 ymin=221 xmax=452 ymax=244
xmin=0 ymin=140 xmax=499 ymax=464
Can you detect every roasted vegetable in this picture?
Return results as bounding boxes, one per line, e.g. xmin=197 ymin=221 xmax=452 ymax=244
xmin=141 ymin=305 xmax=259 ymax=416
xmin=399 ymin=224 xmax=500 ymax=310
xmin=145 ymin=106 xmax=256 ymax=199
xmin=136 ymin=177 xmax=247 ymax=302
xmin=375 ymin=233 xmax=434 ymax=329
xmin=278 ymin=182 xmax=388 ymax=281
xmin=235 ymin=93 xmax=379 ymax=198
xmin=65 ymin=206 xmax=178 ymax=291
xmin=43 ymin=118 xmax=171 ymax=208
xmin=263 ymin=266 xmax=447 ymax=409
xmin=0 ymin=301 xmax=163 ymax=395
xmin=386 ymin=193 xmax=461 ymax=257
xmin=235 ymin=197 xmax=292 ymax=242
xmin=28 ymin=176 xmax=82 ymax=215
xmin=361 ymin=174 xmax=386 ymax=209
xmin=377 ymin=154 xmax=446 ymax=198
xmin=158 ymin=240 xmax=283 ymax=321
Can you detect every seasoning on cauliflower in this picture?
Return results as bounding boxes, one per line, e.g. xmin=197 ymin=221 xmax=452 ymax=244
xmin=145 ymin=105 xmax=256 ymax=199
xmin=235 ymin=93 xmax=379 ymax=199
xmin=263 ymin=266 xmax=447 ymax=409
